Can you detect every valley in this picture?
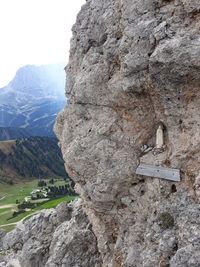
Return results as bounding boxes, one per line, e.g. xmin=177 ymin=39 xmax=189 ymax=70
xmin=0 ymin=136 xmax=77 ymax=232
xmin=0 ymin=136 xmax=67 ymax=183
xmin=0 ymin=178 xmax=78 ymax=232
xmin=0 ymin=127 xmax=31 ymax=141
xmin=0 ymin=63 xmax=77 ymax=234
xmin=0 ymin=63 xmax=66 ymax=137
xmin=0 ymin=99 xmax=66 ymax=137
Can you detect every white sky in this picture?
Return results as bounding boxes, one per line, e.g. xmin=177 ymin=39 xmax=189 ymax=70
xmin=0 ymin=0 xmax=86 ymax=87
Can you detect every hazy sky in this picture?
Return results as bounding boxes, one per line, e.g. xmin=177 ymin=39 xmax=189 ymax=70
xmin=0 ymin=0 xmax=85 ymax=87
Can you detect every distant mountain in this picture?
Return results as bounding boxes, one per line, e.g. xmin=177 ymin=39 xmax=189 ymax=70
xmin=0 ymin=127 xmax=32 ymax=141
xmin=0 ymin=63 xmax=67 ymax=137
xmin=0 ymin=136 xmax=67 ymax=183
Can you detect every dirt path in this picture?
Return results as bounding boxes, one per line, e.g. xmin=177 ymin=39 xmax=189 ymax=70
xmin=0 ymin=204 xmax=17 ymax=209
xmin=0 ymin=221 xmax=17 ymax=227
xmin=0 ymin=211 xmax=38 ymax=228
xmin=17 ymin=212 xmax=38 ymax=226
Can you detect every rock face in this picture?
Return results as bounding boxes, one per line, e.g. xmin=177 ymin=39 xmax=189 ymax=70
xmin=0 ymin=200 xmax=101 ymax=267
xmin=55 ymin=0 xmax=200 ymax=266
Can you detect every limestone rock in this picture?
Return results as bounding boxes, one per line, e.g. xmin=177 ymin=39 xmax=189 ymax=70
xmin=0 ymin=230 xmax=6 ymax=248
xmin=55 ymin=0 xmax=200 ymax=266
xmin=0 ymin=200 xmax=101 ymax=267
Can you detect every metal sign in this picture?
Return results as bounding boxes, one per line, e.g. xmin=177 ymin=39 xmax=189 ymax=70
xmin=135 ymin=164 xmax=181 ymax=182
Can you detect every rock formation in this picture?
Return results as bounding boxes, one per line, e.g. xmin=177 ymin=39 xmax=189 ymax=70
xmin=55 ymin=0 xmax=200 ymax=266
xmin=0 ymin=200 xmax=101 ymax=267
xmin=1 ymin=0 xmax=200 ymax=266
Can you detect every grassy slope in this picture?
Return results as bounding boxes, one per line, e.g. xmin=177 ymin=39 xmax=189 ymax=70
xmin=0 ymin=180 xmax=37 ymax=205
xmin=0 ymin=179 xmax=78 ymax=231
xmin=0 ymin=136 xmax=67 ymax=182
xmin=0 ymin=225 xmax=15 ymax=232
xmin=0 ymin=140 xmax=16 ymax=154
xmin=0 ymin=127 xmax=31 ymax=141
xmin=0 ymin=179 xmax=71 ymax=205
xmin=0 ymin=197 xmax=77 ymax=226
xmin=0 ymin=208 xmax=11 ymax=213
xmin=34 ymin=196 xmax=76 ymax=210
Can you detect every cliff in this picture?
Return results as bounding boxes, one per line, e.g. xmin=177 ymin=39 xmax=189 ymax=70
xmin=55 ymin=0 xmax=200 ymax=266
xmin=1 ymin=0 xmax=200 ymax=266
xmin=0 ymin=200 xmax=101 ymax=267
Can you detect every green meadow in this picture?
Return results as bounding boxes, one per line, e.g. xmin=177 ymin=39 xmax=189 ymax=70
xmin=0 ymin=179 xmax=78 ymax=232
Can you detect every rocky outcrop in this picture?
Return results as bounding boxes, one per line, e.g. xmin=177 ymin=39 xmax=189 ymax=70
xmin=55 ymin=0 xmax=200 ymax=266
xmin=0 ymin=199 xmax=101 ymax=267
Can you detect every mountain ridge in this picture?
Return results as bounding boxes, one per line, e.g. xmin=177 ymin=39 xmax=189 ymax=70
xmin=0 ymin=136 xmax=67 ymax=183
xmin=0 ymin=127 xmax=32 ymax=141
xmin=0 ymin=63 xmax=66 ymax=137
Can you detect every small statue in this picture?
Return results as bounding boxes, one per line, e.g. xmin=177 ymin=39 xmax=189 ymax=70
xmin=156 ymin=123 xmax=164 ymax=149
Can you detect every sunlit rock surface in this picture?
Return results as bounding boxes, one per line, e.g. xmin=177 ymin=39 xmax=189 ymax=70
xmin=55 ymin=0 xmax=200 ymax=266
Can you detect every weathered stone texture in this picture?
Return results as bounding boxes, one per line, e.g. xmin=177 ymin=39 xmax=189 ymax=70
xmin=55 ymin=0 xmax=200 ymax=266
xmin=0 ymin=200 xmax=101 ymax=267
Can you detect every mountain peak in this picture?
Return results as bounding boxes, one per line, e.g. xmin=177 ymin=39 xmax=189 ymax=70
xmin=0 ymin=63 xmax=67 ymax=136
xmin=8 ymin=63 xmax=66 ymax=99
